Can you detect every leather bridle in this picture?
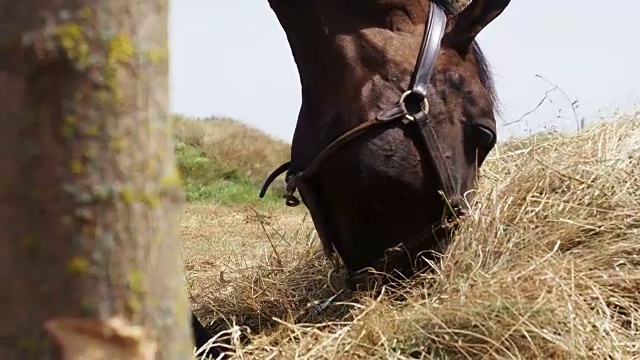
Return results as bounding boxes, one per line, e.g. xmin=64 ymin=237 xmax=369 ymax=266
xmin=259 ymin=2 xmax=466 ymax=282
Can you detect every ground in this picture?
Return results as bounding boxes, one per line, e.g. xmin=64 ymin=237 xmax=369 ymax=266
xmin=177 ymin=112 xmax=640 ymax=359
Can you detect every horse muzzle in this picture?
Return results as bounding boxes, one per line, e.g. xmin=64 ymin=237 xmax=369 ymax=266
xmin=441 ymin=195 xmax=470 ymax=229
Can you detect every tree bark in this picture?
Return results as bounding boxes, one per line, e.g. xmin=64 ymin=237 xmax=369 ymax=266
xmin=0 ymin=1 xmax=194 ymax=359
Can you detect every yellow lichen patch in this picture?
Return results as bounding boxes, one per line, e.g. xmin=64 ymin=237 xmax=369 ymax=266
xmin=69 ymin=159 xmax=85 ymax=174
xmin=145 ymin=46 xmax=168 ymax=65
xmin=64 ymin=114 xmax=77 ymax=126
xmin=174 ymin=297 xmax=190 ymax=329
xmin=119 ymin=187 xmax=162 ymax=208
xmin=53 ymin=23 xmax=91 ymax=69
xmin=61 ymin=125 xmax=74 ymax=138
xmin=160 ymin=166 xmax=182 ymax=189
xmin=111 ymin=136 xmax=125 ymax=151
xmin=153 ymin=234 xmax=162 ymax=243
xmin=121 ymin=186 xmax=136 ymax=204
xmin=79 ymin=6 xmax=93 ymax=21
xmin=146 ymin=159 xmax=159 ymax=177
xmin=126 ymin=296 xmax=142 ymax=314
xmin=140 ymin=192 xmax=160 ymax=208
xmin=62 ymin=115 xmax=78 ymax=138
xmin=95 ymin=32 xmax=136 ymax=103
xmin=85 ymin=125 xmax=99 ymax=136
xmin=85 ymin=143 xmax=99 ymax=159
xmin=67 ymin=256 xmax=90 ymax=274
xmin=128 ymin=270 xmax=145 ymax=294
xmin=107 ymin=34 xmax=134 ymax=64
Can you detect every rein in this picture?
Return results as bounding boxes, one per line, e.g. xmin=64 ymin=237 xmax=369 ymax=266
xmin=259 ymin=2 xmax=463 ymax=285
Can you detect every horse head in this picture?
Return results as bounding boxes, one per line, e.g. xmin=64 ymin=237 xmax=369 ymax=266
xmin=261 ymin=0 xmax=510 ymax=287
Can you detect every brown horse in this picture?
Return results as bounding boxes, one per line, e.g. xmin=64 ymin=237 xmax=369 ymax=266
xmin=260 ymin=0 xmax=510 ymax=287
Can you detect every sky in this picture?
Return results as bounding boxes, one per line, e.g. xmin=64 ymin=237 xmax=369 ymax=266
xmin=169 ymin=0 xmax=640 ymax=142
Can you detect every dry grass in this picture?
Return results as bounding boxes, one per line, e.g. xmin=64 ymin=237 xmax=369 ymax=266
xmin=182 ymin=110 xmax=640 ymax=359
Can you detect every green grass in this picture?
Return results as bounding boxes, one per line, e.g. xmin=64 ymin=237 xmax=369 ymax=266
xmin=175 ymin=140 xmax=283 ymax=206
xmin=173 ymin=115 xmax=289 ymax=207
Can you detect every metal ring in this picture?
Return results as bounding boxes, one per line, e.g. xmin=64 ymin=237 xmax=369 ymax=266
xmin=284 ymin=194 xmax=300 ymax=207
xmin=399 ymin=90 xmax=429 ymax=115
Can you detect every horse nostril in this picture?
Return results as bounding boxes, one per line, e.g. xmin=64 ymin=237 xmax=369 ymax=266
xmin=449 ymin=206 xmax=468 ymax=220
xmin=441 ymin=200 xmax=470 ymax=228
xmin=448 ymin=201 xmax=466 ymax=215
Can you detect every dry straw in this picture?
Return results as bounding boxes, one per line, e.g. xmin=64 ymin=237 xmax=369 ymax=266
xmin=187 ymin=110 xmax=640 ymax=359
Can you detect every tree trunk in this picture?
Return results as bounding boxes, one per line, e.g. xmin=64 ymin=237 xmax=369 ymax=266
xmin=0 ymin=1 xmax=194 ymax=359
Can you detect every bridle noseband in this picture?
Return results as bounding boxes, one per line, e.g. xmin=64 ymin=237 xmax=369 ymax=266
xmin=260 ymin=2 xmax=462 ymax=221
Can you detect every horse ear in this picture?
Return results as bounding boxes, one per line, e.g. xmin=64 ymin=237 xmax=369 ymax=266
xmin=443 ymin=0 xmax=511 ymax=56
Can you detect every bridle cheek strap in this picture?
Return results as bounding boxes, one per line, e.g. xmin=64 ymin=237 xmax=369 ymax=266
xmin=259 ymin=3 xmax=457 ymax=216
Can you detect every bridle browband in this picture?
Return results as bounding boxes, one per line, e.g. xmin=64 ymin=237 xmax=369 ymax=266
xmin=259 ymin=2 xmax=458 ymax=215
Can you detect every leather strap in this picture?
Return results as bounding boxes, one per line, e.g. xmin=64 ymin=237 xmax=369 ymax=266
xmin=411 ymin=110 xmax=458 ymax=205
xmin=410 ymin=2 xmax=447 ymax=98
xmin=259 ymin=3 xmax=450 ymax=207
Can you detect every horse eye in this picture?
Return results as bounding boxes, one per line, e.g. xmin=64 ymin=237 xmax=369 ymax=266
xmin=471 ymin=124 xmax=496 ymax=148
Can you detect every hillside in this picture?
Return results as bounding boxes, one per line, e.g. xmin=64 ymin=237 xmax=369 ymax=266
xmin=173 ymin=115 xmax=291 ymax=205
xmin=181 ymin=109 xmax=640 ymax=359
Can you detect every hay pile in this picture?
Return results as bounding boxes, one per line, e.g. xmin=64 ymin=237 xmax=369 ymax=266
xmin=192 ymin=111 xmax=640 ymax=359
